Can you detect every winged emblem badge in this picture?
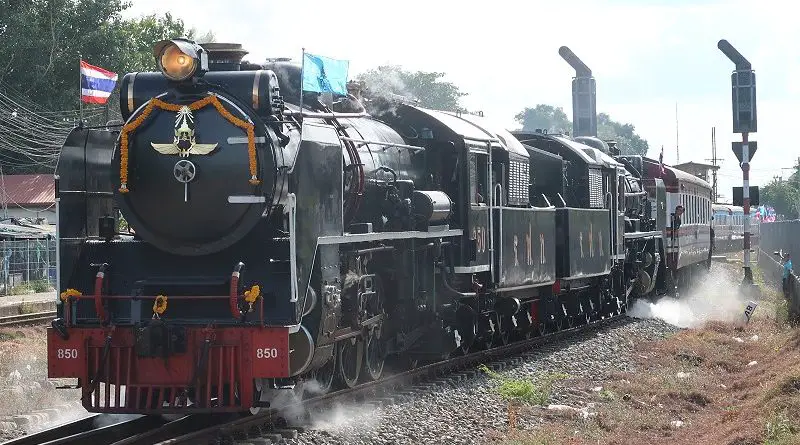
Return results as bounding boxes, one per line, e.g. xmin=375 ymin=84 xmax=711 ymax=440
xmin=151 ymin=106 xmax=218 ymax=157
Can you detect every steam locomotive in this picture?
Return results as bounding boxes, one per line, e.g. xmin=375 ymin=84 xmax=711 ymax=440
xmin=47 ymin=39 xmax=713 ymax=414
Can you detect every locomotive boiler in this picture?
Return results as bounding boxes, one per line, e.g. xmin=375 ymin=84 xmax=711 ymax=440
xmin=46 ymin=38 xmax=709 ymax=416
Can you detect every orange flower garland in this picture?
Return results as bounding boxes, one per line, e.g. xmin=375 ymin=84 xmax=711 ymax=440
xmin=59 ymin=288 xmax=82 ymax=302
xmin=118 ymin=94 xmax=260 ymax=193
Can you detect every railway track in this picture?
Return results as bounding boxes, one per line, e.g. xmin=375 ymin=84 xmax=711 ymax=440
xmin=2 ymin=313 xmax=628 ymax=445
xmin=0 ymin=311 xmax=56 ymax=328
xmin=1 ymin=413 xmax=161 ymax=445
xmin=127 ymin=314 xmax=629 ymax=445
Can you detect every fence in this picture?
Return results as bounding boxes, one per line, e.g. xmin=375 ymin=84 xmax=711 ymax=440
xmin=0 ymin=239 xmax=56 ymax=295
xmin=758 ymin=220 xmax=800 ymax=260
xmin=758 ymin=220 xmax=800 ymax=319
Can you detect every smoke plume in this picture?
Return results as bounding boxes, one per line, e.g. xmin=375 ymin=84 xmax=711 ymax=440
xmin=627 ymin=261 xmax=752 ymax=328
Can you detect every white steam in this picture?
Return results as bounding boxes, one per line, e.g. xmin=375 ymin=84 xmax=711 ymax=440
xmin=309 ymin=401 xmax=381 ymax=439
xmin=627 ymin=261 xmax=751 ymax=328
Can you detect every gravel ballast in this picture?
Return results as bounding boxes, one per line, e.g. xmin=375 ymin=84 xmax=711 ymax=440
xmin=237 ymin=317 xmax=682 ymax=445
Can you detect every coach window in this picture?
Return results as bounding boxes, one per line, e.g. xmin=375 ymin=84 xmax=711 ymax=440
xmin=469 ymin=152 xmax=489 ymax=206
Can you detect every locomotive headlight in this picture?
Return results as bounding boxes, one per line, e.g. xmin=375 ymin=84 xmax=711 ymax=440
xmin=153 ymin=38 xmax=208 ymax=82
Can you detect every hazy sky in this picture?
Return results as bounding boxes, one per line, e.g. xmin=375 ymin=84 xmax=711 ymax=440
xmin=124 ymin=0 xmax=798 ymax=202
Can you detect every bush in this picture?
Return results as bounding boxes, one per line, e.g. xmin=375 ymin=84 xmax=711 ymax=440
xmin=29 ymin=280 xmax=53 ymax=293
xmin=9 ymin=283 xmax=32 ymax=295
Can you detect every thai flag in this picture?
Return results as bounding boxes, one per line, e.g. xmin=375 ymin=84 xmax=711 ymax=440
xmin=80 ymin=60 xmax=118 ymax=104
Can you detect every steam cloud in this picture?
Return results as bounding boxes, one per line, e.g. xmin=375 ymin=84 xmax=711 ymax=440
xmin=627 ymin=261 xmax=752 ymax=328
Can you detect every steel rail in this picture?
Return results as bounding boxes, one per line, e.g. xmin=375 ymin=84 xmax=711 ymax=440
xmin=152 ymin=314 xmax=629 ymax=445
xmin=0 ymin=414 xmax=163 ymax=445
xmin=3 ymin=313 xmax=629 ymax=445
xmin=0 ymin=311 xmax=56 ymax=327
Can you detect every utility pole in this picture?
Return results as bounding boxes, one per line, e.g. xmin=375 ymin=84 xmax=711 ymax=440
xmin=718 ymin=39 xmax=758 ymax=289
xmin=706 ymin=127 xmax=719 ymax=201
xmin=675 ymin=103 xmax=680 ymax=164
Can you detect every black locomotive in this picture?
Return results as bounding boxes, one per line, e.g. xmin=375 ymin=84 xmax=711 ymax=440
xmin=47 ymin=39 xmax=711 ymax=414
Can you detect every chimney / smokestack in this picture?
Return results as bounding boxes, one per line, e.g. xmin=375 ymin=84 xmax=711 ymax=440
xmin=558 ymin=46 xmax=597 ymax=138
xmin=201 ymin=42 xmax=249 ymax=71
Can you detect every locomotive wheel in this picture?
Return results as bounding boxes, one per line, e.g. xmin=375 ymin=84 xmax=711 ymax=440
xmin=308 ymin=356 xmax=335 ymax=397
xmin=364 ymin=324 xmax=385 ymax=381
xmin=516 ymin=313 xmax=533 ymax=340
xmin=477 ymin=314 xmax=497 ymax=350
xmin=579 ymin=304 xmax=590 ymax=325
xmin=497 ymin=316 xmax=512 ymax=346
xmin=456 ymin=305 xmax=478 ymax=355
xmin=336 ymin=337 xmax=363 ymax=389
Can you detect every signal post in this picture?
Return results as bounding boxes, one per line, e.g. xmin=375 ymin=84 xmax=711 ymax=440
xmin=717 ymin=39 xmax=758 ymax=288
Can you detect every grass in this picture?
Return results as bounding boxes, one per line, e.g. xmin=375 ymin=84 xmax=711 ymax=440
xmin=479 ymin=364 xmax=570 ymax=431
xmin=7 ymin=279 xmax=53 ymax=296
xmin=764 ymin=411 xmax=798 ymax=445
xmin=479 ymin=364 xmax=569 ymax=406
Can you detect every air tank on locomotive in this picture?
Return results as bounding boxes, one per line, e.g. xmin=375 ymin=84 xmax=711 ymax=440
xmin=113 ymin=42 xmax=291 ymax=256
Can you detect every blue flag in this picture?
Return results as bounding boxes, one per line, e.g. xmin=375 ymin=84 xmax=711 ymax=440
xmin=302 ymin=52 xmax=349 ymax=96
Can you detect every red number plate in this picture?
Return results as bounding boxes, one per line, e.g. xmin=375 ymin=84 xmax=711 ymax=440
xmin=47 ymin=328 xmax=84 ymax=378
xmin=249 ymin=328 xmax=290 ymax=378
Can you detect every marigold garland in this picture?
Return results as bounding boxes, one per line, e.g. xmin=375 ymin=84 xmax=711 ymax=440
xmin=118 ymin=94 xmax=260 ymax=193
xmin=59 ymin=288 xmax=82 ymax=302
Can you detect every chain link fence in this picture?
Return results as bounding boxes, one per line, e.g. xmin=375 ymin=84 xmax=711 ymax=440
xmin=0 ymin=239 xmax=56 ymax=295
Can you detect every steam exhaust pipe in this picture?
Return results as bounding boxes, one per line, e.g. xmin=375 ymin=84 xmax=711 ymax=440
xmin=717 ymin=40 xmax=751 ymax=70
xmin=558 ymin=46 xmax=592 ymax=77
xmin=558 ymin=46 xmax=597 ymax=138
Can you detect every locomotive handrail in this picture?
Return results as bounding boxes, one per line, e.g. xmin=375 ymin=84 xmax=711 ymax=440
xmin=556 ymin=193 xmax=567 ymax=207
xmin=338 ymin=136 xmax=425 ymax=152
xmin=283 ymin=109 xmax=369 ymax=118
xmin=495 ymin=183 xmax=504 ymax=276
xmin=463 ymin=135 xmax=501 ymax=144
xmin=537 ymin=194 xmax=554 ymax=209
xmin=625 ymin=191 xmax=647 ymax=197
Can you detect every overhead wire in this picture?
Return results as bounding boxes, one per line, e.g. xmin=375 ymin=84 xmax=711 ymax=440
xmin=0 ymin=81 xmax=109 ymax=173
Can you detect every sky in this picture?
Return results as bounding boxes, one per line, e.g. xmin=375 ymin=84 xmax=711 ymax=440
xmin=123 ymin=0 xmax=799 ymax=203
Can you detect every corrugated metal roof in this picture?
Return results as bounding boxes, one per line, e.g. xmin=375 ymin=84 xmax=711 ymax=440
xmin=0 ymin=174 xmax=55 ymax=207
xmin=0 ymin=222 xmax=54 ymax=239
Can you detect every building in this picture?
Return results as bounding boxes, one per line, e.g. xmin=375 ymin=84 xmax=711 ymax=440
xmin=673 ymin=161 xmax=721 ymax=201
xmin=673 ymin=161 xmax=719 ymax=183
xmin=0 ymin=174 xmax=56 ymax=224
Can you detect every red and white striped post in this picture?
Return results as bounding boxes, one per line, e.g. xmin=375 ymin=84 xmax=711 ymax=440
xmin=718 ymin=39 xmax=757 ymax=286
xmin=741 ymin=132 xmax=753 ymax=283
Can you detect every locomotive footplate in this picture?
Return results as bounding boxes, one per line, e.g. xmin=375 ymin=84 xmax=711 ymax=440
xmin=46 ymin=325 xmax=292 ymax=413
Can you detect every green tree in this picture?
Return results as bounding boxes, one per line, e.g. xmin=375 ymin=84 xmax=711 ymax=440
xmin=761 ymin=179 xmax=799 ymax=220
xmin=514 ymin=105 xmax=572 ymax=134
xmin=514 ymin=104 xmax=650 ymax=156
xmin=0 ymin=1 xmax=200 ymax=173
xmin=762 ymin=159 xmax=800 ymax=220
xmin=356 ymin=65 xmax=467 ymax=112
xmin=0 ymin=1 xmax=198 ymax=111
xmin=597 ymin=112 xmax=649 ymax=156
